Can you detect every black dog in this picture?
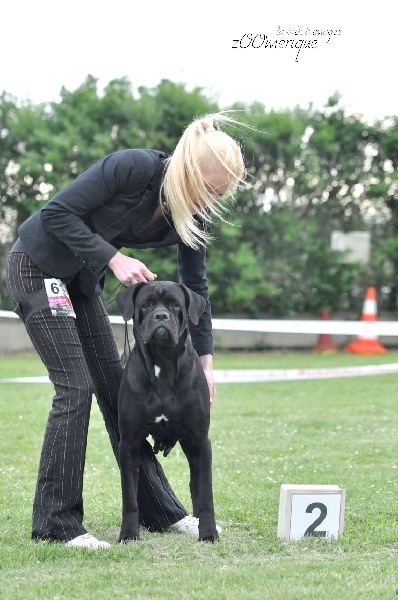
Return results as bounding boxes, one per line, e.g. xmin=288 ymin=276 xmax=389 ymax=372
xmin=115 ymin=281 xmax=218 ymax=543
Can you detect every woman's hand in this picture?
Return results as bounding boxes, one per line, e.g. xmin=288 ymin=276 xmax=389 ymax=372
xmin=200 ymin=354 xmax=216 ymax=407
xmin=108 ymin=252 xmax=157 ymax=286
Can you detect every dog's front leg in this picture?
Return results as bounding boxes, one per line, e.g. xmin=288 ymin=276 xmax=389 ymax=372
xmin=119 ymin=441 xmax=141 ymax=542
xmin=180 ymin=438 xmax=218 ymax=542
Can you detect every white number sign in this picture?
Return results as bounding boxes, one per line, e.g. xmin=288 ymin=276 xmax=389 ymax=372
xmin=278 ymin=484 xmax=346 ymax=541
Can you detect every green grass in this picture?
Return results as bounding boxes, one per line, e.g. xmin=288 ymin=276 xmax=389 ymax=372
xmin=1 ymin=352 xmax=398 ymax=599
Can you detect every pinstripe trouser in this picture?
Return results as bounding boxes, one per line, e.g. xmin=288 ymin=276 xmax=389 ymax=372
xmin=6 ymin=250 xmax=187 ymax=541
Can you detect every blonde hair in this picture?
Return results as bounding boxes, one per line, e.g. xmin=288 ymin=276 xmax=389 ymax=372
xmin=161 ymin=113 xmax=246 ymax=249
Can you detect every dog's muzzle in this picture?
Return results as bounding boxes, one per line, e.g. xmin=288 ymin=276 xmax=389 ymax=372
xmin=151 ymin=325 xmax=172 ymax=345
xmin=144 ymin=309 xmax=178 ymax=346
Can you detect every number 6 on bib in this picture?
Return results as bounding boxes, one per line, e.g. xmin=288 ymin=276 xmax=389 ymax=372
xmin=44 ymin=278 xmax=76 ymax=318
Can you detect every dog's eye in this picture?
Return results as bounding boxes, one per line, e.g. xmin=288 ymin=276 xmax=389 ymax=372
xmin=142 ymin=301 xmax=152 ymax=309
xmin=169 ymin=301 xmax=180 ymax=310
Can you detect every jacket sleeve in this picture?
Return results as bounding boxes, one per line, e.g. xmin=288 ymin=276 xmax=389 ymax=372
xmin=40 ymin=150 xmax=154 ymax=276
xmin=177 ymin=242 xmax=214 ymax=356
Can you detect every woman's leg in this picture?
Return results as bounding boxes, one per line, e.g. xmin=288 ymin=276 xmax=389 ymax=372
xmin=6 ymin=252 xmax=92 ymax=541
xmin=69 ymin=289 xmax=188 ymax=531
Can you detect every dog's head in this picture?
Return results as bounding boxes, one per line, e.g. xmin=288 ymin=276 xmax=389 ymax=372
xmin=115 ymin=281 xmax=206 ymax=347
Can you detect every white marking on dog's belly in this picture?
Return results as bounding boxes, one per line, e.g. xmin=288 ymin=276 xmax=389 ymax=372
xmin=154 ymin=414 xmax=169 ymax=424
xmin=154 ymin=365 xmax=161 ymax=378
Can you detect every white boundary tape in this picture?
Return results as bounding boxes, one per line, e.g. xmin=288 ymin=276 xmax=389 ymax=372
xmin=1 ymin=309 xmax=397 ymax=336
xmin=1 ymin=364 xmax=398 ymax=384
xmin=211 ymin=318 xmax=398 ymax=336
xmin=0 ymin=376 xmax=51 ymax=383
xmin=213 ymin=363 xmax=398 ymax=382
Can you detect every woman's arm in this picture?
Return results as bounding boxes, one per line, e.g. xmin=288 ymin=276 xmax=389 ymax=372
xmin=108 ymin=252 xmax=157 ymax=285
xmin=199 ymin=354 xmax=216 ymax=407
xmin=40 ymin=150 xmax=156 ymax=276
xmin=177 ymin=242 xmax=213 ymax=356
xmin=178 ymin=242 xmax=216 ymax=405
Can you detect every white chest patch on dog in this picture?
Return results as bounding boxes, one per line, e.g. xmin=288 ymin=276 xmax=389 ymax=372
xmin=154 ymin=414 xmax=169 ymax=424
xmin=154 ymin=365 xmax=161 ymax=378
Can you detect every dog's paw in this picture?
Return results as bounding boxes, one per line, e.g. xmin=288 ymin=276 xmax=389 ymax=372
xmin=119 ymin=530 xmax=140 ymax=543
xmin=198 ymin=530 xmax=219 ymax=543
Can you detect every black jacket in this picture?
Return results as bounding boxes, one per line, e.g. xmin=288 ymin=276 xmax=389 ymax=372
xmin=18 ymin=149 xmax=213 ymax=356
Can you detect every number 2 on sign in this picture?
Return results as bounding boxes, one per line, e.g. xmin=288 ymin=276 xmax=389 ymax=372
xmin=304 ymin=502 xmax=327 ymax=537
xmin=289 ymin=492 xmax=343 ymax=540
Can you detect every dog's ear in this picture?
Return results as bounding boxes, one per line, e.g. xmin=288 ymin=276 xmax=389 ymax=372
xmin=180 ymin=284 xmax=206 ymax=325
xmin=115 ymin=284 xmax=145 ymax=322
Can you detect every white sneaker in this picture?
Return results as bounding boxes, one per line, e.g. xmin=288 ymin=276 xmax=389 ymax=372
xmin=65 ymin=533 xmax=110 ymax=549
xmin=168 ymin=515 xmax=222 ymax=535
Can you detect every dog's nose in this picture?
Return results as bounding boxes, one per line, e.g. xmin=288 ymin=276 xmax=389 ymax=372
xmin=153 ymin=310 xmax=170 ymax=322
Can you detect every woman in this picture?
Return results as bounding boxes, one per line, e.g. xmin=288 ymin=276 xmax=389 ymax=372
xmin=6 ymin=113 xmax=245 ymax=548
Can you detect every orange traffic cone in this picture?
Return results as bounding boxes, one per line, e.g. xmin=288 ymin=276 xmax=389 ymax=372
xmin=344 ymin=287 xmax=387 ymax=354
xmin=314 ymin=308 xmax=337 ymax=353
